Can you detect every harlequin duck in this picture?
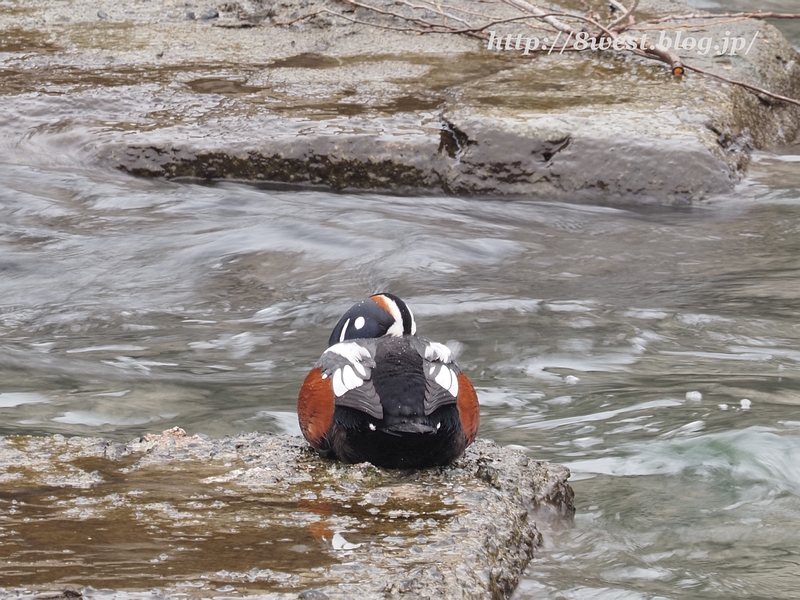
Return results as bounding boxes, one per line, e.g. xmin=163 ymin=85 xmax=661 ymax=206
xmin=297 ymin=293 xmax=479 ymax=469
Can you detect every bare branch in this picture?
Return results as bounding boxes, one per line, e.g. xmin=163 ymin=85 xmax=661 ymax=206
xmin=500 ymin=0 xmax=580 ymax=35
xmin=493 ymin=5 xmax=685 ymax=75
xmin=279 ymin=7 xmax=453 ymax=34
xmin=683 ymin=64 xmax=800 ymax=108
xmin=309 ymin=0 xmax=799 ymax=103
xmin=274 ymin=10 xmax=324 ymax=26
xmin=635 ymin=43 xmax=684 ymax=76
xmin=398 ymin=0 xmax=474 ymax=28
xmin=641 ymin=12 xmax=800 ymax=25
xmin=336 ymin=0 xmax=463 ymax=31
xmin=607 ymin=0 xmax=627 ymax=13
xmin=608 ymin=0 xmax=639 ymax=31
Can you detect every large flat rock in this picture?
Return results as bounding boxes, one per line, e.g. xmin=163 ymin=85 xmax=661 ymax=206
xmin=1 ymin=0 xmax=798 ymax=203
xmin=0 ymin=428 xmax=573 ymax=599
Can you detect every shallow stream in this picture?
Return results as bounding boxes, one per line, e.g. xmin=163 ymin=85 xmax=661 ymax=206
xmin=3 ymin=146 xmax=800 ymax=599
xmin=2 ymin=0 xmax=800 ymax=597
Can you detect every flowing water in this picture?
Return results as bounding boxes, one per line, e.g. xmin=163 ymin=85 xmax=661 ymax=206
xmin=3 ymin=147 xmax=800 ymax=598
xmin=2 ymin=1 xmax=800 ymax=598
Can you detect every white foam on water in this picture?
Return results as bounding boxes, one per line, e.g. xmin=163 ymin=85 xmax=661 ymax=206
xmin=407 ymin=296 xmax=542 ymax=317
xmin=101 ymin=357 xmax=179 ymax=372
xmin=545 ymin=301 xmax=595 ymax=313
xmin=0 ymin=392 xmax=51 ymax=408
xmin=604 ymin=566 xmax=674 ymax=582
xmin=545 ymin=395 xmax=574 ymax=406
xmin=568 ymin=426 xmax=800 ymax=496
xmin=66 ymin=345 xmax=147 ymax=354
xmin=188 ymin=331 xmax=271 ymax=359
xmin=727 ymin=345 xmax=800 ymax=362
xmin=623 ymin=309 xmax=671 ymax=320
xmin=256 ymin=410 xmax=302 ymax=437
xmin=52 ymin=411 xmax=154 ymax=426
xmin=678 ymin=313 xmax=734 ymax=326
xmin=121 ymin=323 xmax=158 ymax=331
xmin=245 ymin=360 xmax=275 ymax=372
xmin=519 ymin=398 xmax=682 ymax=431
xmin=476 ymin=387 xmax=543 ymax=408
xmin=662 ymin=350 xmax=771 ymax=362
xmin=522 ymin=346 xmax=644 ymax=381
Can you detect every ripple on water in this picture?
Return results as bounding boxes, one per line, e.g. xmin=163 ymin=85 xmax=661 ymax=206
xmin=51 ymin=410 xmax=168 ymax=427
xmin=573 ymin=426 xmax=800 ymax=495
xmin=3 ymin=143 xmax=800 ymax=598
xmin=522 ymin=424 xmax=800 ymax=599
xmin=0 ymin=392 xmax=51 ymax=408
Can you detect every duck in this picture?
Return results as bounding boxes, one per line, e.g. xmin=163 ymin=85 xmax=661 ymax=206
xmin=297 ymin=293 xmax=479 ymax=469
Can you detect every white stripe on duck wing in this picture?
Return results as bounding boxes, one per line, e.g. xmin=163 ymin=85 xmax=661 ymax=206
xmin=316 ymin=339 xmax=381 ymax=419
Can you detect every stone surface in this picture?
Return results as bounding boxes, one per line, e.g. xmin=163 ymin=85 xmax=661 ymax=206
xmin=0 ymin=0 xmax=798 ymax=203
xmin=0 ymin=428 xmax=574 ymax=599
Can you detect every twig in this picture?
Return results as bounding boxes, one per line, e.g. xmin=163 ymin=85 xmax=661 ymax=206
xmin=337 ymin=0 xmax=464 ymax=31
xmin=683 ymin=64 xmax=800 ymax=108
xmin=280 ymin=7 xmax=447 ymax=33
xmin=274 ymin=10 xmax=323 ymax=26
xmin=642 ymin=12 xmax=800 ymax=25
xmin=501 ymin=0 xmax=580 ymax=35
xmin=607 ymin=0 xmax=626 ymax=12
xmin=440 ymin=13 xmax=566 ymax=35
xmin=398 ymin=0 xmax=474 ymax=28
xmin=310 ymin=0 xmax=798 ymax=100
xmin=632 ymin=18 xmax=755 ymax=31
xmin=608 ymin=0 xmax=639 ymax=31
xmin=635 ymin=43 xmax=684 ymax=75
xmin=499 ymin=0 xmax=685 ymax=74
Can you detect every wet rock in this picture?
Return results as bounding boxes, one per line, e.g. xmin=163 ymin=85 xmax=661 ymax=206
xmin=0 ymin=428 xmax=573 ymax=599
xmin=0 ymin=0 xmax=796 ymax=203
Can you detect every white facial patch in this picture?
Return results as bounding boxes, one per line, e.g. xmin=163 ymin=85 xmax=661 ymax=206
xmin=386 ymin=320 xmax=403 ymax=337
xmin=408 ymin=306 xmax=416 ymax=335
xmin=338 ymin=318 xmax=351 ymax=343
xmin=354 ymin=316 xmax=366 ymax=330
xmin=377 ymin=295 xmax=402 ymax=323
xmin=376 ymin=295 xmax=404 ymax=337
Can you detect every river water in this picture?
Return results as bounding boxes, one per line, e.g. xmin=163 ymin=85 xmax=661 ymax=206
xmin=2 ymin=3 xmax=800 ymax=599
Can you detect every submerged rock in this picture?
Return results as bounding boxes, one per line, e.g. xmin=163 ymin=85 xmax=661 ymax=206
xmin=0 ymin=428 xmax=573 ymax=599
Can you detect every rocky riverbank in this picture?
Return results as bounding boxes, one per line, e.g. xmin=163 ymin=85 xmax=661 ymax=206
xmin=0 ymin=428 xmax=573 ymax=599
xmin=1 ymin=0 xmax=798 ymax=203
